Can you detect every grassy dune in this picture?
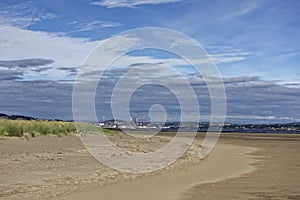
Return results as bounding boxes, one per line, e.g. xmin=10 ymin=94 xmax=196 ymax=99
xmin=0 ymin=119 xmax=120 ymax=137
xmin=0 ymin=119 xmax=76 ymax=137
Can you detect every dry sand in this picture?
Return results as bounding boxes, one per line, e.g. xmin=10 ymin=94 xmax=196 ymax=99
xmin=0 ymin=133 xmax=299 ymax=200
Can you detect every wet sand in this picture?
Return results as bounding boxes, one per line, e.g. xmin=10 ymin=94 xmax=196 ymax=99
xmin=184 ymin=133 xmax=300 ymax=200
xmin=49 ymin=144 xmax=256 ymax=200
xmin=0 ymin=133 xmax=299 ymax=200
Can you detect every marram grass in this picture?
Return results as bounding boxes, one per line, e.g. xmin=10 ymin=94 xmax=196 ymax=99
xmin=0 ymin=119 xmax=76 ymax=137
xmin=0 ymin=119 xmax=120 ymax=137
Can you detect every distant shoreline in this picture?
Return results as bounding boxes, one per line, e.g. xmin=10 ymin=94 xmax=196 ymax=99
xmin=106 ymin=127 xmax=300 ymax=134
xmin=1 ymin=112 xmax=299 ymax=135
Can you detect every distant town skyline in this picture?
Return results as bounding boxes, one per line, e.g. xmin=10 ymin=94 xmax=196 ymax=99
xmin=0 ymin=0 xmax=299 ymax=124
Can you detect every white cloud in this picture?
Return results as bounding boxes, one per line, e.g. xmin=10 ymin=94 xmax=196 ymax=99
xmin=0 ymin=1 xmax=57 ymax=28
xmin=0 ymin=25 xmax=98 ymax=79
xmin=0 ymin=23 xmax=251 ymax=82
xmin=91 ymin=0 xmax=183 ymax=8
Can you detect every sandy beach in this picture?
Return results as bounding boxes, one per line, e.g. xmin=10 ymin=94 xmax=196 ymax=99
xmin=185 ymin=133 xmax=300 ymax=200
xmin=0 ymin=133 xmax=299 ymax=200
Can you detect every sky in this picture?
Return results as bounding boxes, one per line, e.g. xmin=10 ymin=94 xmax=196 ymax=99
xmin=0 ymin=0 xmax=299 ymax=124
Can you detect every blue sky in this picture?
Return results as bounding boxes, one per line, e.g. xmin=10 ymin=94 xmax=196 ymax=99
xmin=0 ymin=0 xmax=299 ymax=123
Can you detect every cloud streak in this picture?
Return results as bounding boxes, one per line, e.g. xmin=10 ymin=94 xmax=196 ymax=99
xmin=219 ymin=0 xmax=260 ymax=21
xmin=0 ymin=70 xmax=23 ymax=81
xmin=91 ymin=0 xmax=184 ymax=8
xmin=70 ymin=20 xmax=122 ymax=32
xmin=0 ymin=58 xmax=54 ymax=68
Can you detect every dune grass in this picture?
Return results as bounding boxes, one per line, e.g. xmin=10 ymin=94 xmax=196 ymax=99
xmin=0 ymin=119 xmax=76 ymax=137
xmin=0 ymin=119 xmax=121 ymax=137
